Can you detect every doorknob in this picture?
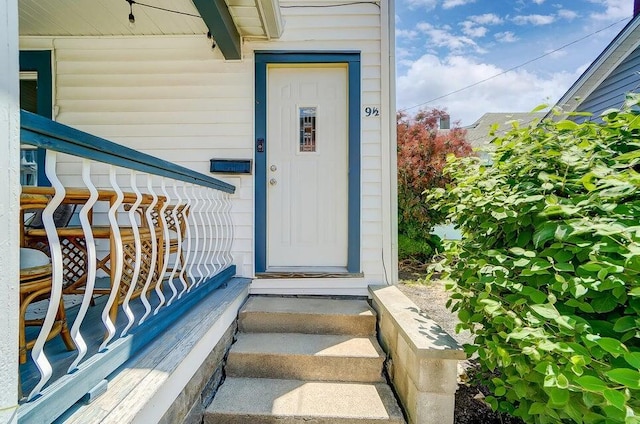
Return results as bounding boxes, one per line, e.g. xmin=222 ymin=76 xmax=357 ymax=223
xmin=270 ymin=165 xmax=277 ymax=172
xmin=269 ymin=178 xmax=277 ymax=186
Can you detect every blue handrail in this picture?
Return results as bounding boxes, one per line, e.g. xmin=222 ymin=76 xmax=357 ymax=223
xmin=20 ymin=110 xmax=235 ymax=194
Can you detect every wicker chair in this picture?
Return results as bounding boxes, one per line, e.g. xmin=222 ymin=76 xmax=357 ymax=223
xmin=19 ymin=248 xmax=75 ymax=364
xmin=19 ymin=194 xmax=76 ymax=364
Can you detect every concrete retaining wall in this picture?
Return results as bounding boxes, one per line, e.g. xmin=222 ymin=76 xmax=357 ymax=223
xmin=369 ymin=285 xmax=465 ymax=424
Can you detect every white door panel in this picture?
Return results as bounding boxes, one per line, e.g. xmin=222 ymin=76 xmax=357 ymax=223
xmin=267 ymin=66 xmax=348 ymax=268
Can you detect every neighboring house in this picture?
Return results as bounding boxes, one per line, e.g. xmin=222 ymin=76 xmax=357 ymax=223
xmin=0 ymin=0 xmax=412 ymax=422
xmin=547 ymin=10 xmax=640 ymax=121
xmin=432 ymin=112 xmax=543 ymax=241
xmin=464 ymin=112 xmax=545 ymax=151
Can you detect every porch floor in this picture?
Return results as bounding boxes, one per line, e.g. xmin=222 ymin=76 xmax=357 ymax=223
xmin=21 ymin=277 xmax=209 ymax=397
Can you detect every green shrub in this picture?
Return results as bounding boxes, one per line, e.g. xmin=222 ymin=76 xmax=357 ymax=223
xmin=398 ymin=233 xmax=442 ymax=263
xmin=430 ymin=96 xmax=640 ymax=424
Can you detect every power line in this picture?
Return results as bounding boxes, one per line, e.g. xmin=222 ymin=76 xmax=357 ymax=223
xmin=399 ymin=16 xmax=630 ymax=113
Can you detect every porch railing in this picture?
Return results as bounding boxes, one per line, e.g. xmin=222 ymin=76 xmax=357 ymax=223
xmin=18 ymin=110 xmax=236 ymax=423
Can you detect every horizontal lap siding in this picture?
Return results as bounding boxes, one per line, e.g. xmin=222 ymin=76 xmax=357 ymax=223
xmin=21 ymin=3 xmax=386 ymax=281
xmin=575 ymin=46 xmax=640 ymax=121
xmin=22 ymin=36 xmax=255 ymax=277
xmin=254 ymin=2 xmax=386 ymax=282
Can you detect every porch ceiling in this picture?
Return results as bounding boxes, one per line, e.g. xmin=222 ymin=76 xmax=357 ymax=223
xmin=19 ymin=0 xmax=283 ymax=56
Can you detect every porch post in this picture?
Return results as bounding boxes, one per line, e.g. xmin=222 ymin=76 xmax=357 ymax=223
xmin=0 ymin=0 xmax=21 ymax=422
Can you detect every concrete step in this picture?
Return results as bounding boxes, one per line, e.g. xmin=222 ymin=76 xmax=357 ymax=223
xmin=238 ymin=297 xmax=376 ymax=336
xmin=226 ymin=333 xmax=385 ymax=382
xmin=204 ymin=377 xmax=405 ymax=424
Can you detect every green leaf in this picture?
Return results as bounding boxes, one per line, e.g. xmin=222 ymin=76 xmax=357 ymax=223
xmin=533 ymin=223 xmax=556 ymax=247
xmin=530 ymin=303 xmax=560 ymax=319
xmin=603 ymin=389 xmax=626 ymax=411
xmin=576 ymin=375 xmax=607 ymax=391
xmin=580 ymin=262 xmax=603 ymax=272
xmin=591 ymin=295 xmax=618 ymax=313
xmin=613 ymin=316 xmax=637 ymax=333
xmin=605 ymin=368 xmax=640 ymax=389
xmin=510 ymin=247 xmax=526 ymax=256
xmin=547 ymin=387 xmax=569 ymax=406
xmin=554 ymin=262 xmax=575 ymax=272
xmin=531 ymin=104 xmax=549 ymax=113
xmin=528 ymin=402 xmax=547 ymax=415
xmin=624 ymin=352 xmax=640 ymax=369
xmin=556 ymin=120 xmax=579 ymax=130
xmin=521 ymin=286 xmax=547 ymax=304
xmin=595 ymin=338 xmax=628 ymax=356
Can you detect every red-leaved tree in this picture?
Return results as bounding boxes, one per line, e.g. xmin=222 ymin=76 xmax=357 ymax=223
xmin=397 ymin=108 xmax=472 ymax=238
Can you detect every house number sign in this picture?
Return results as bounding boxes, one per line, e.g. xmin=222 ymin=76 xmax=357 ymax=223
xmin=363 ymin=106 xmax=380 ymax=117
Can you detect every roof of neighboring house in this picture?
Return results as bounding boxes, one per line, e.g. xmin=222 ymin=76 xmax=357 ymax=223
xmin=546 ymin=14 xmax=640 ymax=119
xmin=463 ymin=112 xmax=545 ymax=148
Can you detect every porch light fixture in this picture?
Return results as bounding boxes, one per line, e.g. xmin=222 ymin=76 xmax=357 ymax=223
xmin=127 ymin=0 xmax=136 ymax=26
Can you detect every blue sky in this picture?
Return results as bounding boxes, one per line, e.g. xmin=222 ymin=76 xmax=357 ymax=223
xmin=395 ymin=0 xmax=634 ymax=125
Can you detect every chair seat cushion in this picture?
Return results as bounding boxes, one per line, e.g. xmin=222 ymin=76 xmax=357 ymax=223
xmin=20 ymin=248 xmax=51 ymax=270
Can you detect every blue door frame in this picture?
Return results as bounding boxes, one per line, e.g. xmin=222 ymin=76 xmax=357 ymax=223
xmin=254 ymin=51 xmax=361 ymax=274
xmin=20 ymin=50 xmax=52 ymax=186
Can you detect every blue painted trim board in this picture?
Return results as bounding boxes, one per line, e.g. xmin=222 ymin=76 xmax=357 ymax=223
xmin=21 ymin=110 xmax=235 ymax=194
xmin=254 ymin=51 xmax=361 ymax=273
xmin=18 ymin=266 xmax=237 ymax=424
xmin=20 ymin=50 xmax=52 ymax=186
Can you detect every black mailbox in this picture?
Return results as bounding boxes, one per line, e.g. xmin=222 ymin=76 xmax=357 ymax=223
xmin=210 ymin=159 xmax=252 ymax=174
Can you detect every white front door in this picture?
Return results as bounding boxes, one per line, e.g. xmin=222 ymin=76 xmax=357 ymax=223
xmin=266 ymin=65 xmax=349 ymax=269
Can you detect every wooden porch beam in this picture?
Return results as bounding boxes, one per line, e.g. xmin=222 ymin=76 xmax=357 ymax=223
xmin=192 ymin=0 xmax=242 ymax=60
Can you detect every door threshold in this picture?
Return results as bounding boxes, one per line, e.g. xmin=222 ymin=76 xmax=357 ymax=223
xmin=256 ymin=267 xmax=363 ymax=279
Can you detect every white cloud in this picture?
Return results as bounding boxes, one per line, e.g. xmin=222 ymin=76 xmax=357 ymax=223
xmin=557 ymin=9 xmax=578 ymax=21
xmin=494 ymin=31 xmax=518 ymax=43
xmin=532 ymin=0 xmax=545 ymax=4
xmin=513 ymin=14 xmax=556 ymax=25
xmin=442 ymin=0 xmax=476 ymax=9
xmin=461 ymin=21 xmax=488 ymax=38
xmin=396 ymin=28 xmax=419 ymax=39
xmin=468 ymin=13 xmax=503 ymax=25
xmin=404 ymin=0 xmax=437 ymax=10
xmin=396 ymin=54 xmax=578 ymax=126
xmin=588 ymin=0 xmax=632 ymax=20
xmin=416 ymin=22 xmax=483 ymax=52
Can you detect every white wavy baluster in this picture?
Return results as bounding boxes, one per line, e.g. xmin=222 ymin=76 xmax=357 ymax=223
xmin=154 ymin=178 xmax=171 ymax=315
xmin=138 ymin=175 xmax=159 ymax=325
xmin=200 ymin=188 xmax=215 ymax=285
xmin=194 ymin=187 xmax=209 ymax=286
xmin=166 ymin=181 xmax=185 ymax=304
xmin=186 ymin=184 xmax=201 ymax=287
xmin=120 ymin=171 xmax=143 ymax=336
xmin=223 ymin=192 xmax=234 ymax=267
xmin=99 ymin=167 xmax=125 ymax=351
xmin=210 ymin=190 xmax=223 ymax=275
xmin=178 ymin=183 xmax=192 ymax=294
xmin=68 ymin=159 xmax=98 ymax=372
xmin=27 ymin=151 xmax=65 ymax=401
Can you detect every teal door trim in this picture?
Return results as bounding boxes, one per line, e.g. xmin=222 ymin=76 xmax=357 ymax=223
xmin=254 ymin=51 xmax=361 ymax=273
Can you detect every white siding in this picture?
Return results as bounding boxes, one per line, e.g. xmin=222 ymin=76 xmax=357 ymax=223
xmin=19 ymin=1 xmax=390 ymax=285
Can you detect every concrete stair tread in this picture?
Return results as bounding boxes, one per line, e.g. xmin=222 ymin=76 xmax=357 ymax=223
xmin=230 ymin=332 xmax=384 ymax=358
xmin=239 ymin=297 xmax=376 ymax=336
xmin=242 ymin=297 xmax=375 ymax=317
xmin=205 ymin=377 xmax=405 ymax=423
